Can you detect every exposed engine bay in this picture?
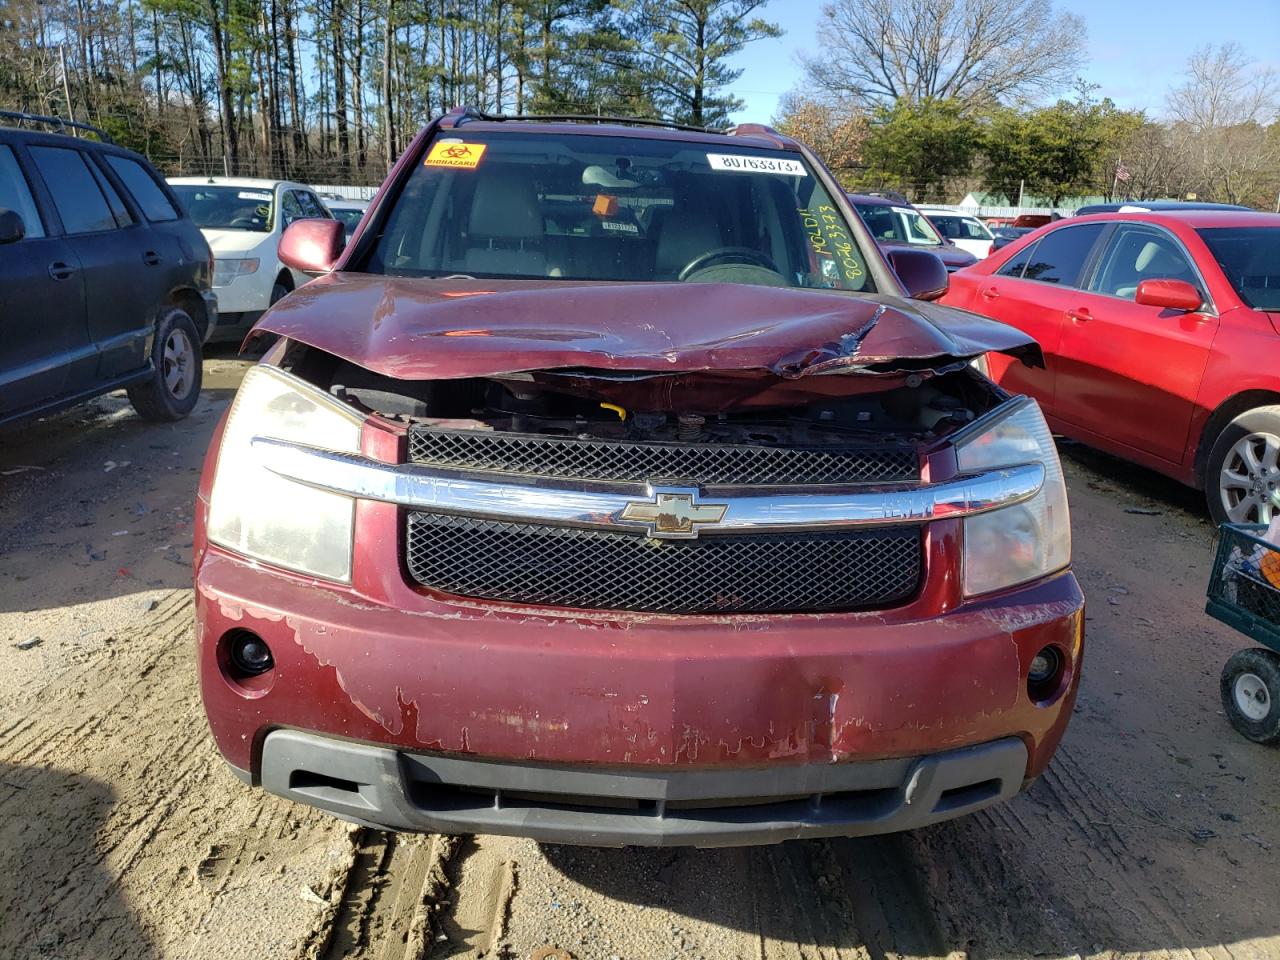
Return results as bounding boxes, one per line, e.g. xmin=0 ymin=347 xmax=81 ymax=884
xmin=283 ymin=346 xmax=1008 ymax=449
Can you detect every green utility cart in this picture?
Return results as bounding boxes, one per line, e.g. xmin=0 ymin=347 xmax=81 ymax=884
xmin=1207 ymin=523 xmax=1280 ymax=743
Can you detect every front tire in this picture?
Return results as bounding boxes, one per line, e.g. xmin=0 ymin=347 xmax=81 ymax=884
xmin=1221 ymin=648 xmax=1280 ymax=744
xmin=1206 ymin=406 xmax=1280 ymax=526
xmin=127 ymin=307 xmax=202 ymax=422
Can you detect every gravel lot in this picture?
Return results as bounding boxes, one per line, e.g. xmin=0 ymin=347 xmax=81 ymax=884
xmin=1 ymin=354 xmax=1277 ymax=960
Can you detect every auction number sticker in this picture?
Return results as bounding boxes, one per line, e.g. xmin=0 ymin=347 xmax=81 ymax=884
xmin=800 ymin=204 xmax=864 ymax=286
xmin=707 ymin=153 xmax=806 ymax=176
xmin=425 ymin=141 xmax=488 ymax=169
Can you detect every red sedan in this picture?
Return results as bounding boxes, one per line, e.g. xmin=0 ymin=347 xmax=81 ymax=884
xmin=943 ymin=211 xmax=1280 ymax=525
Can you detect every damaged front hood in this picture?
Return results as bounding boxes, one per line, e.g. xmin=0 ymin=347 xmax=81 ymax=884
xmin=256 ymin=273 xmax=1041 ymax=381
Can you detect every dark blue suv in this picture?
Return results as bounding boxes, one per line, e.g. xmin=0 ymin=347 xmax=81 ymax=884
xmin=0 ymin=112 xmax=216 ymax=424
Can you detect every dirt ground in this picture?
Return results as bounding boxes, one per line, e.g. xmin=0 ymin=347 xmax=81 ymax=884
xmin=1 ymin=353 xmax=1277 ymax=960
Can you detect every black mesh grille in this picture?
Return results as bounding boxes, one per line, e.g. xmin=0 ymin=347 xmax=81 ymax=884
xmin=407 ymin=428 xmax=919 ymax=485
xmin=405 ymin=513 xmax=922 ymax=614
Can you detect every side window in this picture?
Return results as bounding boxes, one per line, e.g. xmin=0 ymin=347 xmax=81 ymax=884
xmin=28 ymin=145 xmax=117 ymax=234
xmin=998 ymin=241 xmax=1037 ymax=278
xmin=0 ymin=145 xmax=45 ymax=238
xmin=106 ymin=155 xmax=178 ymax=222
xmin=963 ymin=219 xmax=989 ymax=241
xmin=86 ymin=159 xmax=133 ymax=228
xmin=1019 ymin=224 xmax=1106 ymax=286
xmin=298 ymin=191 xmax=326 ymax=219
xmin=1089 ymin=225 xmax=1198 ymax=300
xmin=281 ymin=190 xmax=304 ymax=225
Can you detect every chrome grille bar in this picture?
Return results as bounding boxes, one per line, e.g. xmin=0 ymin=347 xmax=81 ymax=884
xmin=250 ymin=437 xmax=1044 ymax=536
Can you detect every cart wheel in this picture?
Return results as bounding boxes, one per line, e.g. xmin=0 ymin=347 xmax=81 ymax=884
xmin=1221 ymin=648 xmax=1280 ymax=744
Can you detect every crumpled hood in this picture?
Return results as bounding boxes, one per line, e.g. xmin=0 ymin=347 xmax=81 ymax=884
xmin=202 ymin=228 xmax=270 ymax=257
xmin=255 ymin=274 xmax=1041 ymax=383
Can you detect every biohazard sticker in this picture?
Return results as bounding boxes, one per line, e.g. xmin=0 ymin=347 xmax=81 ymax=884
xmin=707 ymin=153 xmax=806 ymax=176
xmin=424 ymin=141 xmax=487 ymax=168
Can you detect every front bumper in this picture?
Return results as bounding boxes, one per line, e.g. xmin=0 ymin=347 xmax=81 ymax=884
xmin=211 ymin=268 xmax=273 ymax=315
xmin=258 ymin=728 xmax=1028 ymax=847
xmin=196 ymin=536 xmax=1084 ymax=843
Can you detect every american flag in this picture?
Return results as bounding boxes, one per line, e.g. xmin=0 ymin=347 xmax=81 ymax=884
xmin=1115 ymin=161 xmax=1132 ymax=183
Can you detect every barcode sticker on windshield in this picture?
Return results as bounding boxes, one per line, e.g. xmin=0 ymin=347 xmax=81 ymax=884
xmin=238 ymin=191 xmax=271 ymax=201
xmin=707 ymin=153 xmax=806 ymax=176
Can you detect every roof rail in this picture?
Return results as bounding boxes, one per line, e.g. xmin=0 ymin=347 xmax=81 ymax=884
xmin=0 ymin=109 xmax=114 ymax=143
xmin=440 ymin=106 xmax=724 ymax=135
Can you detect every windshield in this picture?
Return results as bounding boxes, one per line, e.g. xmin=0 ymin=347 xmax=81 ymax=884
xmin=928 ymin=214 xmax=991 ymax=242
xmin=364 ymin=131 xmax=872 ymax=291
xmin=854 ymin=203 xmax=942 ymax=246
xmin=1198 ymin=226 xmax=1280 ymax=310
xmin=172 ymin=185 xmax=273 ymax=232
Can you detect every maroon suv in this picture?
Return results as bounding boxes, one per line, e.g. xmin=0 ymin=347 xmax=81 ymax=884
xmin=194 ymin=109 xmax=1083 ymax=847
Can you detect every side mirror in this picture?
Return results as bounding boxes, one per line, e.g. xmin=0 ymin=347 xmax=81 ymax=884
xmin=0 ymin=208 xmax=25 ymax=245
xmin=1135 ymin=278 xmax=1202 ymax=312
xmin=887 ymin=247 xmax=949 ymax=301
xmin=279 ymin=218 xmax=345 ymax=275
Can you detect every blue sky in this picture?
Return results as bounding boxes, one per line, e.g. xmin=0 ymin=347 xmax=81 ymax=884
xmin=723 ymin=0 xmax=1280 ymax=123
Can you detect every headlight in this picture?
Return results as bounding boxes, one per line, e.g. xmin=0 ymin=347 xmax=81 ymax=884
xmin=207 ymin=366 xmax=362 ymax=582
xmin=213 ymin=257 xmax=259 ymax=286
xmin=955 ymin=398 xmax=1070 ymax=597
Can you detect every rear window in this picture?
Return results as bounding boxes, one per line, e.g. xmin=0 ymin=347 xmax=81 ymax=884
xmin=365 ymin=131 xmax=873 ymax=292
xmin=1197 ymin=226 xmax=1280 ymax=310
xmin=107 ymin=155 xmax=178 ymax=222
xmin=28 ymin=145 xmax=117 ymax=234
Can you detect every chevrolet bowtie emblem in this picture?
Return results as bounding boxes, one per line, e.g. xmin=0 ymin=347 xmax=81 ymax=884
xmin=620 ymin=488 xmax=728 ymax=539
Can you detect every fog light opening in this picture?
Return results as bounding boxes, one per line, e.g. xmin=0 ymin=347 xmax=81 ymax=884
xmin=228 ymin=629 xmax=273 ymax=677
xmin=1027 ymin=645 xmax=1065 ymax=703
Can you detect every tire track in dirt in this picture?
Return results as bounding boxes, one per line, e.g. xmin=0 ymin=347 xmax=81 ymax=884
xmin=418 ymin=832 xmax=949 ymax=960
xmin=306 ymin=829 xmax=460 ymax=960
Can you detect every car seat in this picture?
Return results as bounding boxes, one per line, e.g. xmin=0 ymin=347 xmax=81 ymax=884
xmin=464 ymin=169 xmax=547 ymax=277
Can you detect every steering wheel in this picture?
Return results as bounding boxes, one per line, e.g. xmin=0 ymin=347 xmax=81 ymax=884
xmin=230 ymin=216 xmax=260 ymax=227
xmin=678 ymin=246 xmax=781 ymax=281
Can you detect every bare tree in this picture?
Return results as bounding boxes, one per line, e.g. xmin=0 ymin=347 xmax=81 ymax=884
xmin=1165 ymin=44 xmax=1280 ymax=206
xmin=1167 ymin=43 xmax=1278 ymax=131
xmin=803 ymin=0 xmax=1086 ymax=110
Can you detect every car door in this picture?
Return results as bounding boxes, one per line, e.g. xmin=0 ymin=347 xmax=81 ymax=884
xmin=27 ymin=144 xmax=161 ymax=383
xmin=1053 ymin=222 xmax=1217 ymax=465
xmin=972 ymin=223 xmax=1109 ymax=415
xmin=0 ymin=142 xmax=87 ymax=414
